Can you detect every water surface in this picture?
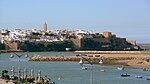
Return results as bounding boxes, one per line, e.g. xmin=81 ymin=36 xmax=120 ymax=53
xmin=0 ymin=52 xmax=150 ymax=84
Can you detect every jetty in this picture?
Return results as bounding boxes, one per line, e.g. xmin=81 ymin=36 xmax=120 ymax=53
xmin=28 ymin=52 xmax=150 ymax=68
xmin=28 ymin=56 xmax=101 ymax=63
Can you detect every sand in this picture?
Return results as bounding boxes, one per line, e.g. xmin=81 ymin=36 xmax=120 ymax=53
xmin=91 ymin=53 xmax=150 ymax=68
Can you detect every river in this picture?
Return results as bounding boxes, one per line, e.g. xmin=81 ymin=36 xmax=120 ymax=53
xmin=0 ymin=52 xmax=150 ymax=84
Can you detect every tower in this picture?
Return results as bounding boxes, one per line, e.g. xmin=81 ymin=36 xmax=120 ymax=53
xmin=44 ymin=22 xmax=47 ymax=33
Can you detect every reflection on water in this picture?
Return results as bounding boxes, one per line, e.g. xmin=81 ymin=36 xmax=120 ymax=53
xmin=0 ymin=52 xmax=150 ymax=84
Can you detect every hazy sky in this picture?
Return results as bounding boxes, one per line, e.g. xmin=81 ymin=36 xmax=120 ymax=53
xmin=0 ymin=0 xmax=150 ymax=43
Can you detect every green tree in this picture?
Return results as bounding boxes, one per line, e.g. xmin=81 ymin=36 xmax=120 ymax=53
xmin=0 ymin=43 xmax=5 ymax=50
xmin=1 ymin=70 xmax=10 ymax=80
xmin=19 ymin=41 xmax=74 ymax=51
xmin=109 ymin=38 xmax=132 ymax=50
xmin=82 ymin=38 xmax=102 ymax=50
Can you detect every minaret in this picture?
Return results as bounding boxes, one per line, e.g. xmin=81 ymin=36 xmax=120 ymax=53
xmin=44 ymin=22 xmax=47 ymax=33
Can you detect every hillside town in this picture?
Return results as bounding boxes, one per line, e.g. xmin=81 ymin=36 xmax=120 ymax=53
xmin=0 ymin=22 xmax=139 ymax=51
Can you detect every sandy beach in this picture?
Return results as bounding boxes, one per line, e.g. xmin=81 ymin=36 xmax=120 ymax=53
xmin=90 ymin=53 xmax=150 ymax=68
xmin=74 ymin=51 xmax=150 ymax=68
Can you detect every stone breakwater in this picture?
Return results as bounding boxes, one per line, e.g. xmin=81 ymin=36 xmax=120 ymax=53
xmin=28 ymin=53 xmax=150 ymax=68
xmin=28 ymin=53 xmax=150 ymax=62
xmin=28 ymin=56 xmax=101 ymax=62
xmin=28 ymin=55 xmax=136 ymax=64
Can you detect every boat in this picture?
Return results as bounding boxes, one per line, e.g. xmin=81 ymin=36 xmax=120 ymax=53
xmin=135 ymin=76 xmax=143 ymax=78
xmin=117 ymin=67 xmax=124 ymax=70
xmin=143 ymin=68 xmax=150 ymax=71
xmin=79 ymin=58 xmax=83 ymax=64
xmin=82 ymin=67 xmax=88 ymax=70
xmin=100 ymin=69 xmax=106 ymax=72
xmin=121 ymin=74 xmax=130 ymax=77
xmin=99 ymin=60 xmax=104 ymax=64
xmin=146 ymin=78 xmax=150 ymax=81
xmin=117 ymin=65 xmax=124 ymax=70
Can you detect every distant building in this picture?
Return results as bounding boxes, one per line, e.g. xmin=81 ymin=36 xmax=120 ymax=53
xmin=94 ymin=38 xmax=110 ymax=43
xmin=102 ymin=32 xmax=112 ymax=38
xmin=44 ymin=22 xmax=47 ymax=33
xmin=70 ymin=37 xmax=82 ymax=48
xmin=4 ymin=41 xmax=19 ymax=50
xmin=127 ymin=40 xmax=136 ymax=46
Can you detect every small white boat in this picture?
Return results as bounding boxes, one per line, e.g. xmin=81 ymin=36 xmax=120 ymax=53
xmin=99 ymin=60 xmax=104 ymax=64
xmin=100 ymin=69 xmax=106 ymax=72
xmin=79 ymin=58 xmax=83 ymax=64
xmin=82 ymin=67 xmax=88 ymax=70
xmin=117 ymin=67 xmax=124 ymax=70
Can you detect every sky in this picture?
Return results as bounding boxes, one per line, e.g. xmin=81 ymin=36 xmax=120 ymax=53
xmin=0 ymin=0 xmax=150 ymax=43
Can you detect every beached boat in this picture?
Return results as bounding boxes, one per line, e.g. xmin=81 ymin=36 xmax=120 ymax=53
xmin=121 ymin=74 xmax=130 ymax=77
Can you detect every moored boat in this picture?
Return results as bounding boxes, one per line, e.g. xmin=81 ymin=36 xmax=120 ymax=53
xmin=143 ymin=68 xmax=150 ymax=71
xmin=135 ymin=75 xmax=143 ymax=78
xmin=146 ymin=78 xmax=150 ymax=80
xmin=82 ymin=67 xmax=88 ymax=70
xmin=99 ymin=60 xmax=104 ymax=64
xmin=100 ymin=69 xmax=106 ymax=72
xmin=121 ymin=74 xmax=130 ymax=77
xmin=117 ymin=65 xmax=124 ymax=70
xmin=117 ymin=67 xmax=124 ymax=70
